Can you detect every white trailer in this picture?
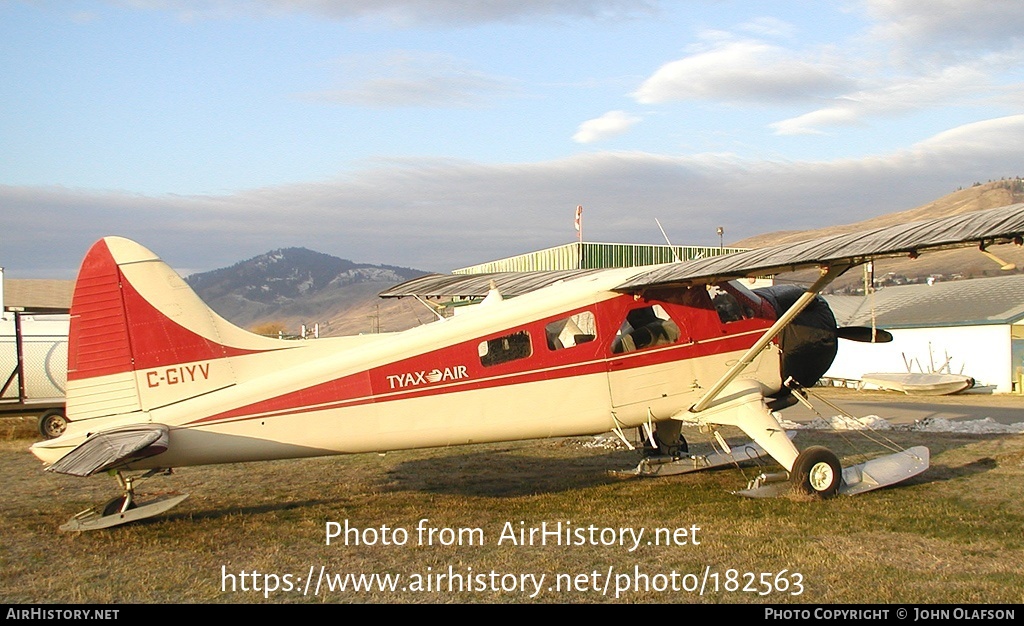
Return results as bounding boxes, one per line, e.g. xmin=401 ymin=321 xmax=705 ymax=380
xmin=1 ymin=268 xmax=70 ymax=437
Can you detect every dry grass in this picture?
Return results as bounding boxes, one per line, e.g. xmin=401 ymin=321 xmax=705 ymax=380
xmin=2 ymin=419 xmax=1023 ymax=604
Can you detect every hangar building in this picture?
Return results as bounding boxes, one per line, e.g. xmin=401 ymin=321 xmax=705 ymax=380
xmin=824 ymin=274 xmax=1024 ymax=393
xmin=454 ymin=241 xmax=746 ymax=274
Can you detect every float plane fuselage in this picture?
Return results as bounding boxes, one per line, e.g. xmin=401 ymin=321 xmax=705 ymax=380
xmin=31 ymin=204 xmax=1024 ymax=530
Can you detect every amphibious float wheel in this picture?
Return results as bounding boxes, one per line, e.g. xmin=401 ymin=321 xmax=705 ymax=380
xmin=38 ymin=409 xmax=68 ymax=439
xmin=790 ymin=446 xmax=842 ymax=498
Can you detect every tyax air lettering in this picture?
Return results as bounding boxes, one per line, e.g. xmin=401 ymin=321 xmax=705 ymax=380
xmin=145 ymin=363 xmax=211 ymax=388
xmin=386 ymin=365 xmax=469 ymax=389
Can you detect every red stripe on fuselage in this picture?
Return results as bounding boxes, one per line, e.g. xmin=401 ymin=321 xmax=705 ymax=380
xmin=188 ymin=333 xmax=764 ymax=427
xmin=188 ymin=293 xmax=775 ymax=427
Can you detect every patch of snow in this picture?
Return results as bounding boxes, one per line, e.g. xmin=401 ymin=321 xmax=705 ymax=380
xmin=574 ymin=414 xmax=1024 ymax=452
xmin=578 ymin=433 xmax=631 ymax=450
xmin=776 ymin=414 xmax=1024 ymax=434
xmin=909 ymin=416 xmax=1024 ymax=434
xmin=777 ymin=415 xmax=894 ymax=431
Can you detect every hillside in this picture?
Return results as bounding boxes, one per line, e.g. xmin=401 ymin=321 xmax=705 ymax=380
xmin=185 ymin=248 xmax=431 ymax=336
xmin=733 ymin=179 xmax=1024 ymax=292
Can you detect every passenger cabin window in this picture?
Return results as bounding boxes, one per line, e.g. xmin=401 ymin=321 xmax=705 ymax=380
xmin=611 ymin=305 xmax=681 ymax=354
xmin=545 ymin=312 xmax=597 ymax=350
xmin=479 ymin=331 xmax=532 ymax=367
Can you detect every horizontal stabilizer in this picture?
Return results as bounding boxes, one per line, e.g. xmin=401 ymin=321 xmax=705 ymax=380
xmin=46 ymin=424 xmax=170 ymax=477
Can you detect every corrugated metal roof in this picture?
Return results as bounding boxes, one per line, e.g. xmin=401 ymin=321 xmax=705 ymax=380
xmin=826 ymin=274 xmax=1024 ymax=328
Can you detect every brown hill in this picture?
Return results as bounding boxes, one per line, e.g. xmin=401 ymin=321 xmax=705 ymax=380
xmin=733 ymin=179 xmax=1024 ymax=292
xmin=234 ymin=281 xmax=436 ymax=338
xmin=316 ymin=282 xmax=440 ymax=337
xmin=184 ymin=247 xmax=433 ymax=338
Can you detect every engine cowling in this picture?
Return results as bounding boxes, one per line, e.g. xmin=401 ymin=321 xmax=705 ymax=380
xmin=754 ymin=285 xmax=839 ymax=392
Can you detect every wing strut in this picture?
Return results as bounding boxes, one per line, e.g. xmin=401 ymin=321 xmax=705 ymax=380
xmin=690 ymin=263 xmax=852 ymax=414
xmin=671 ymin=261 xmax=929 ymax=497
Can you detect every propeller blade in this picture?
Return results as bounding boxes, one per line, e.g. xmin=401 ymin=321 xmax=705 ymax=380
xmin=836 ymin=326 xmax=893 ymax=343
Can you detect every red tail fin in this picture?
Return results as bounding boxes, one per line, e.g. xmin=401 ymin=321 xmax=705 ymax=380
xmin=67 ymin=238 xmax=277 ymax=420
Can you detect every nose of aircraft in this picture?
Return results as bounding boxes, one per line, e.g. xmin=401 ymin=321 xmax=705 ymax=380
xmin=753 ymin=285 xmax=839 ymax=391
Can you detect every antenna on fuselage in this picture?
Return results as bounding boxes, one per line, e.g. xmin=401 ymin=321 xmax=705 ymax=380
xmin=655 ymin=218 xmax=681 ymax=263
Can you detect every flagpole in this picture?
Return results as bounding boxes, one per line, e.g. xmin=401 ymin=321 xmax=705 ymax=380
xmin=574 ymin=205 xmax=583 ymax=269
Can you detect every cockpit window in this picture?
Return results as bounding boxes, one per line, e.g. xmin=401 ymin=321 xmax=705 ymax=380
xmin=545 ymin=311 xmax=597 ymax=350
xmin=708 ymin=282 xmax=760 ymax=323
xmin=611 ymin=304 xmax=681 ymax=354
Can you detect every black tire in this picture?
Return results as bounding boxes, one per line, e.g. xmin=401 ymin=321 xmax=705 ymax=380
xmin=38 ymin=409 xmax=68 ymax=439
xmin=102 ymin=495 xmax=137 ymax=517
xmin=791 ymin=446 xmax=842 ymax=498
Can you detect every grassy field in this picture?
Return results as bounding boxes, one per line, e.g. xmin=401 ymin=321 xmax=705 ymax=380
xmin=2 ymin=411 xmax=1023 ymax=604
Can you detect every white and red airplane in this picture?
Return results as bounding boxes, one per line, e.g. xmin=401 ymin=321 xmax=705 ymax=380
xmin=30 ymin=204 xmax=1024 ymax=530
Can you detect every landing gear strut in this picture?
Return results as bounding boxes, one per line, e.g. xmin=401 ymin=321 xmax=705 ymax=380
xmin=59 ymin=469 xmax=189 ymax=532
xmin=642 ymin=420 xmax=688 ymax=458
xmin=616 ymin=417 xmax=791 ymax=479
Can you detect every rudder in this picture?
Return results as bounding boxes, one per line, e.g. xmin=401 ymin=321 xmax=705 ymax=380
xmin=67 ymin=237 xmax=274 ymax=421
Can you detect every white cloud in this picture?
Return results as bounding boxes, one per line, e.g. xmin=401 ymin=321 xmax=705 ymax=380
xmin=6 ymin=116 xmax=1024 ymax=278
xmin=736 ymin=16 xmax=796 ymax=40
xmin=912 ymin=113 xmax=1024 ymax=153
xmin=865 ymin=0 xmax=1024 ymax=53
xmin=572 ymin=110 xmax=641 ymax=144
xmin=109 ymin=0 xmax=661 ymax=25
xmin=770 ymin=63 xmax=993 ymax=135
xmin=632 ymin=40 xmax=853 ymax=104
xmin=632 ymin=10 xmax=1022 ymax=136
xmin=301 ymin=52 xmax=517 ymax=108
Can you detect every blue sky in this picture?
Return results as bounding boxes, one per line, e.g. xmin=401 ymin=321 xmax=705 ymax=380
xmin=3 ymin=0 xmax=1024 ymax=277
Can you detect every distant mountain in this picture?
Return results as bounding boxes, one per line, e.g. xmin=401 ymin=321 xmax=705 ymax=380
xmin=185 ymin=248 xmax=431 ymax=335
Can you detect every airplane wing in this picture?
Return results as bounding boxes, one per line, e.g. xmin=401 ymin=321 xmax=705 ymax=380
xmin=380 ymin=204 xmax=1024 ymax=298
xmin=379 ymin=268 xmax=605 ymax=299
xmin=45 ymin=424 xmax=170 ymax=477
xmin=614 ymin=203 xmax=1024 ymax=291
xmin=635 ymin=203 xmax=1024 ymax=417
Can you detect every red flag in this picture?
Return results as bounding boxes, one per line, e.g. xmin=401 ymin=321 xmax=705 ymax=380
xmin=574 ymin=205 xmax=582 ymax=232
